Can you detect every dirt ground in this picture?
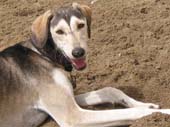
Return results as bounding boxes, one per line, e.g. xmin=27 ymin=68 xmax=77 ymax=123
xmin=1 ymin=0 xmax=170 ymax=126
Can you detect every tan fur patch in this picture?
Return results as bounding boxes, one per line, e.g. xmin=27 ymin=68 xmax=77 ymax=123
xmin=73 ymin=3 xmax=92 ymax=38
xmin=31 ymin=10 xmax=52 ymax=48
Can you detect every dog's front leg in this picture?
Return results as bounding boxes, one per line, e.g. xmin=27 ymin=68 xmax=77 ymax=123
xmin=36 ymin=70 xmax=170 ymax=127
xmin=75 ymin=87 xmax=159 ymax=108
xmin=37 ymin=91 xmax=170 ymax=127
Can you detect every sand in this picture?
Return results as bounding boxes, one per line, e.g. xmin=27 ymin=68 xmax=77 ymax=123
xmin=1 ymin=0 xmax=170 ymax=126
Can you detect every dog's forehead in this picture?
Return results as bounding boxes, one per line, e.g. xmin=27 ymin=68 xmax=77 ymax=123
xmin=51 ymin=7 xmax=84 ymax=27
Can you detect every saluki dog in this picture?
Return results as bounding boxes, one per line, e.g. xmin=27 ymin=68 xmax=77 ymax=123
xmin=0 ymin=3 xmax=170 ymax=127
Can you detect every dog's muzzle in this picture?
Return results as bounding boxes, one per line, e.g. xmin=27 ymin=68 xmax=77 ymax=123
xmin=70 ymin=47 xmax=86 ymax=70
xmin=58 ymin=47 xmax=87 ymax=71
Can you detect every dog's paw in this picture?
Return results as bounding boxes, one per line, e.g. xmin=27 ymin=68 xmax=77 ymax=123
xmin=146 ymin=103 xmax=160 ymax=109
xmin=136 ymin=103 xmax=160 ymax=109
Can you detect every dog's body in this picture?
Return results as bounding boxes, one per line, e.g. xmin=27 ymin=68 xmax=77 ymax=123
xmin=0 ymin=43 xmax=51 ymax=127
xmin=1 ymin=3 xmax=170 ymax=127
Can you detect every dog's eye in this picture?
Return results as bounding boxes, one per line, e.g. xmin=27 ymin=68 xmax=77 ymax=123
xmin=56 ymin=30 xmax=64 ymax=35
xmin=77 ymin=23 xmax=85 ymax=29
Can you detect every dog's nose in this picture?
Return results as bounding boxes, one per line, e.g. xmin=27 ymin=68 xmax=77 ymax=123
xmin=72 ymin=48 xmax=85 ymax=58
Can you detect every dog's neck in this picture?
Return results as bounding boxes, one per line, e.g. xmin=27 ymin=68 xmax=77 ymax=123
xmin=21 ymin=38 xmax=73 ymax=72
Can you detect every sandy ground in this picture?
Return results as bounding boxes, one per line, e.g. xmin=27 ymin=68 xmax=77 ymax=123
xmin=1 ymin=0 xmax=170 ymax=126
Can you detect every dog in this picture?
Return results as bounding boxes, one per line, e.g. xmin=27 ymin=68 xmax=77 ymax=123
xmin=0 ymin=3 xmax=170 ymax=127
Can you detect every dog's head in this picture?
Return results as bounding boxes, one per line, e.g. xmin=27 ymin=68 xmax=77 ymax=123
xmin=31 ymin=3 xmax=92 ymax=71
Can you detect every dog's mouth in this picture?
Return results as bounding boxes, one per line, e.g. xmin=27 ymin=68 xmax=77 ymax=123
xmin=54 ymin=48 xmax=87 ymax=71
xmin=60 ymin=51 xmax=87 ymax=70
xmin=70 ymin=58 xmax=87 ymax=70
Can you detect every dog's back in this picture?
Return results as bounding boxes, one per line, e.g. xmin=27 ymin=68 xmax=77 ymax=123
xmin=0 ymin=44 xmax=53 ymax=127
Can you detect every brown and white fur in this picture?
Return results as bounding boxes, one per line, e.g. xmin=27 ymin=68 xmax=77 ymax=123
xmin=0 ymin=3 xmax=170 ymax=127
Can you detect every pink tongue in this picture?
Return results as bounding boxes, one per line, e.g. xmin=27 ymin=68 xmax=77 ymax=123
xmin=72 ymin=59 xmax=86 ymax=70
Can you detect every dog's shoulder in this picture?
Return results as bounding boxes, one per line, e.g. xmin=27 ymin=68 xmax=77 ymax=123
xmin=0 ymin=43 xmax=56 ymax=84
xmin=0 ymin=43 xmax=33 ymax=59
xmin=0 ymin=42 xmax=55 ymax=95
xmin=0 ymin=43 xmax=53 ymax=69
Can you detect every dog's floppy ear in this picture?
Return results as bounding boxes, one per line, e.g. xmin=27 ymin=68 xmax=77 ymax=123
xmin=73 ymin=3 xmax=92 ymax=38
xmin=31 ymin=10 xmax=53 ymax=48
